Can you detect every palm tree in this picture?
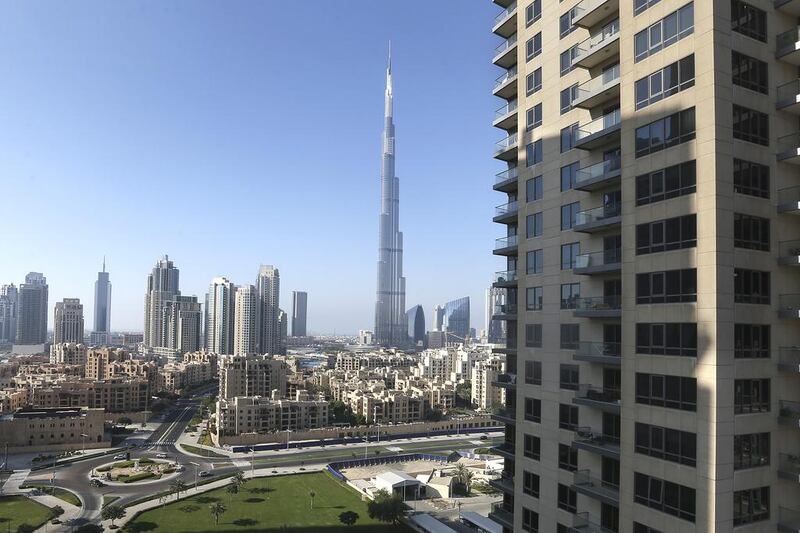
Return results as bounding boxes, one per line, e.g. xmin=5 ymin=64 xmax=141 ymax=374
xmin=309 ymin=490 xmax=316 ymax=510
xmin=209 ymin=502 xmax=227 ymax=526
xmin=462 ymin=469 xmax=475 ymax=494
xmin=226 ymin=482 xmax=239 ymax=502
xmin=170 ymin=479 xmax=188 ymax=501
xmin=232 ymin=470 xmax=246 ymax=487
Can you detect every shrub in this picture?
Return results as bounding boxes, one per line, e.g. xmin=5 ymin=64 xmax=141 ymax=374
xmin=122 ymin=472 xmax=155 ymax=483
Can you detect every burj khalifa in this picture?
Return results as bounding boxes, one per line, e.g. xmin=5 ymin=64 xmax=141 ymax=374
xmin=374 ymin=45 xmax=408 ymax=347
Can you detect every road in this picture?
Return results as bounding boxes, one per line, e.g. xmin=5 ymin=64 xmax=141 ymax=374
xmin=24 ymin=400 xmax=501 ymax=527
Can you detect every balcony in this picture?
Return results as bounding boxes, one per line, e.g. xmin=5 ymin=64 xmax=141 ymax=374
xmin=493 ymin=99 xmax=518 ymax=130
xmin=492 ymin=1 xmax=517 ymax=38
xmin=574 ymin=157 xmax=621 ymax=191
xmin=574 ymin=341 xmax=621 ymax=366
xmin=574 ymin=295 xmax=621 ymax=319
xmin=494 ymin=132 xmax=518 ymax=161
xmin=574 ymin=109 xmax=621 ymax=151
xmin=493 ymin=66 xmax=518 ymax=99
xmin=493 ymin=0 xmax=515 ymax=8
xmin=493 ymin=303 xmax=518 ymax=321
xmin=779 ymin=347 xmax=800 ymax=373
xmin=493 ymin=344 xmax=517 ymax=355
xmin=778 ymin=453 xmax=800 ymax=483
xmin=779 ymin=400 xmax=800 ymax=427
xmin=776 ymin=0 xmax=800 ymax=15
xmin=488 ymin=502 xmax=514 ymax=530
xmin=494 ymin=167 xmax=518 ymax=192
xmin=777 ymin=27 xmax=800 ymax=65
xmin=573 ymin=249 xmax=622 ymax=276
xmin=489 ymin=472 xmax=514 ymax=494
xmin=778 ymin=506 xmax=800 ymax=532
xmin=573 ymin=427 xmax=620 ymax=459
xmin=493 ymin=200 xmax=519 ymax=224
xmin=778 ymin=80 xmax=800 ymax=114
xmin=493 ymin=34 xmax=518 ymax=68
xmin=574 ymin=0 xmax=619 ymax=29
xmin=572 ymin=469 xmax=620 ymax=505
xmin=493 ymin=269 xmax=518 ymax=288
xmin=571 ymin=512 xmax=617 ymax=533
xmin=573 ymin=203 xmax=621 ymax=233
xmin=491 ymin=409 xmax=517 ymax=427
xmin=779 ymin=134 xmax=800 ymax=164
xmin=573 ymin=19 xmax=620 ymax=69
xmin=573 ymin=385 xmax=621 ymax=414
xmin=492 ymin=373 xmax=517 ymax=390
xmin=780 ymin=240 xmax=800 ymax=266
xmin=778 ymin=187 xmax=800 ymax=213
xmin=779 ymin=294 xmax=800 ymax=319
xmin=493 ymin=235 xmax=518 ymax=256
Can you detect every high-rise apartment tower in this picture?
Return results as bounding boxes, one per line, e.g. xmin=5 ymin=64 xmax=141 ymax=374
xmin=206 ymin=277 xmax=236 ymax=355
xmin=15 ymin=272 xmax=48 ymax=345
xmin=291 ymin=290 xmax=308 ymax=337
xmin=93 ymin=258 xmax=111 ymax=344
xmin=256 ymin=265 xmax=280 ymax=355
xmin=53 ymin=298 xmax=84 ymax=344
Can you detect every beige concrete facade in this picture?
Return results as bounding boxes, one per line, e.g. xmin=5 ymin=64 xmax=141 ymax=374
xmin=489 ymin=1 xmax=800 ymax=532
xmin=0 ymin=407 xmax=107 ymax=453
xmin=216 ymin=390 xmax=328 ymax=438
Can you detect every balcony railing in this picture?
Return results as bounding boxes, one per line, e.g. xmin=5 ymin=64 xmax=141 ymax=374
xmin=494 ymin=99 xmax=518 ymax=120
xmin=495 ymin=132 xmax=518 ymax=154
xmin=779 ymin=400 xmax=800 ymax=425
xmin=575 ymin=109 xmax=621 ymax=144
xmin=573 ymin=426 xmax=621 ymax=459
xmin=575 ymin=341 xmax=621 ymax=359
xmin=573 ymin=469 xmax=620 ymax=504
xmin=572 ymin=512 xmax=617 ymax=533
xmin=489 ymin=472 xmax=514 ymax=493
xmin=779 ymin=239 xmax=800 ymax=265
xmin=489 ymin=502 xmax=514 ymax=528
xmin=574 ymin=249 xmax=621 ymax=272
xmin=494 ymin=1 xmax=517 ymax=24
xmin=776 ymin=27 xmax=800 ymax=57
xmin=777 ymin=79 xmax=800 ymax=107
xmin=494 ymin=270 xmax=518 ymax=284
xmin=494 ymin=303 xmax=518 ymax=316
xmin=575 ymin=157 xmax=621 ymax=188
xmin=778 ymin=453 xmax=800 ymax=481
xmin=575 ymin=64 xmax=620 ymax=101
xmin=779 ymin=294 xmax=800 ymax=318
xmin=494 ymin=34 xmax=518 ymax=56
xmin=494 ymin=235 xmax=518 ymax=251
xmin=779 ymin=347 xmax=800 ymax=372
xmin=491 ymin=408 xmax=517 ymax=425
xmin=574 ymin=385 xmax=621 ymax=413
xmin=494 ymin=200 xmax=519 ymax=218
xmin=777 ymin=133 xmax=800 ymax=161
xmin=494 ymin=167 xmax=518 ymax=187
xmin=494 ymin=66 xmax=518 ymax=90
xmin=575 ymin=203 xmax=621 ymax=227
xmin=778 ymin=506 xmax=800 ymax=531
xmin=494 ymin=373 xmax=517 ymax=387
xmin=574 ymin=295 xmax=621 ymax=314
xmin=574 ymin=19 xmax=620 ymax=62
xmin=778 ymin=186 xmax=800 ymax=212
xmin=490 ymin=441 xmax=516 ymax=457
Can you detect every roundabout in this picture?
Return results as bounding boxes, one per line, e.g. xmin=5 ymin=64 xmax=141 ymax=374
xmin=91 ymin=457 xmax=183 ymax=486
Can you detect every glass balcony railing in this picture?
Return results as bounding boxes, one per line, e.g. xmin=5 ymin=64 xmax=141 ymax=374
xmin=490 ymin=441 xmax=516 ymax=456
xmin=576 ymin=384 xmax=621 ymax=404
xmin=779 ymin=239 xmax=800 ymax=258
xmin=778 ymin=507 xmax=800 ymax=531
xmin=779 ymin=400 xmax=800 ymax=422
xmin=778 ymin=133 xmax=800 ymax=154
xmin=494 ymin=99 xmax=518 ymax=120
xmin=575 ymin=203 xmax=621 ymax=227
xmin=494 ymin=373 xmax=517 ymax=385
xmin=494 ymin=303 xmax=518 ymax=315
xmin=575 ymin=295 xmax=622 ymax=313
xmin=778 ymin=186 xmax=800 ymax=209
xmin=575 ymin=109 xmax=621 ymax=143
xmin=494 ymin=270 xmax=518 ymax=284
xmin=494 ymin=34 xmax=518 ymax=56
xmin=494 ymin=66 xmax=518 ymax=90
xmin=777 ymin=79 xmax=800 ymax=103
xmin=779 ymin=294 xmax=800 ymax=315
xmin=575 ymin=427 xmax=621 ymax=447
xmin=779 ymin=347 xmax=800 ymax=371
xmin=575 ymin=64 xmax=620 ymax=101
xmin=494 ymin=1 xmax=517 ymax=24
xmin=495 ymin=167 xmax=518 ymax=186
xmin=494 ymin=200 xmax=519 ymax=218
xmin=573 ymin=469 xmax=620 ymax=499
xmin=776 ymin=27 xmax=800 ymax=54
xmin=779 ymin=453 xmax=800 ymax=477
xmin=575 ymin=157 xmax=621 ymax=187
xmin=572 ymin=511 xmax=617 ymax=533
xmin=495 ymin=132 xmax=518 ymax=153
xmin=575 ymin=19 xmax=620 ymax=60
xmin=574 ymin=249 xmax=622 ymax=270
xmin=494 ymin=235 xmax=518 ymax=250
xmin=576 ymin=341 xmax=621 ymax=359
xmin=489 ymin=502 xmax=514 ymax=526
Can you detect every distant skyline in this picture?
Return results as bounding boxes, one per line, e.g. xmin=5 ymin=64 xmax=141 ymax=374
xmin=0 ymin=2 xmax=500 ymax=334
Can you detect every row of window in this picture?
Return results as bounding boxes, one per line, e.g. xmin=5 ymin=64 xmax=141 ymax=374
xmin=635 ymin=268 xmax=696 ymax=304
xmin=524 ymin=323 xmax=580 ymax=349
xmin=634 ymin=3 xmax=694 ymax=63
xmin=635 ymin=108 xmax=696 ymax=158
xmin=525 ymin=242 xmax=581 ymax=273
xmin=635 ymin=422 xmax=697 ymax=467
xmin=635 ymin=55 xmax=695 ymax=110
xmin=634 ymin=472 xmax=696 ymax=522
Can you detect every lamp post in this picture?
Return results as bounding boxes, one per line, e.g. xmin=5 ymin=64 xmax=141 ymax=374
xmin=285 ymin=429 xmax=291 ymax=451
xmin=189 ymin=461 xmax=200 ymax=490
xmin=80 ymin=433 xmax=88 ymax=455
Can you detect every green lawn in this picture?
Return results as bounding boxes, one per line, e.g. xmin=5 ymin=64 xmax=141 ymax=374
xmin=0 ymin=495 xmax=56 ymax=531
xmin=179 ymin=444 xmax=226 ymax=458
xmin=21 ymin=483 xmax=82 ymax=506
xmin=124 ymin=472 xmax=410 ymax=533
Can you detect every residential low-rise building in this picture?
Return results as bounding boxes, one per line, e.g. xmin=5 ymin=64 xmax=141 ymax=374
xmin=0 ymin=407 xmax=107 ymax=452
xmin=50 ymin=343 xmax=88 ymax=366
xmin=28 ymin=378 xmax=149 ymax=413
xmin=216 ymin=390 xmax=328 ymax=437
xmin=470 ymin=356 xmax=505 ymax=410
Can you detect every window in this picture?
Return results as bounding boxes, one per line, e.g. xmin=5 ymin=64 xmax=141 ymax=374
xmin=732 ymin=51 xmax=767 ymax=94
xmin=525 ymin=360 xmax=542 ymax=385
xmin=560 ymin=324 xmax=580 ymax=350
xmin=734 ymin=433 xmax=769 ymax=470
xmin=560 ymin=45 xmax=578 ymax=75
xmin=636 ymin=323 xmax=697 ymax=357
xmin=526 ymin=32 xmax=542 ymax=61
xmin=633 ymin=524 xmax=663 ymax=533
xmin=634 ymin=0 xmax=661 ymax=16
xmin=734 ymin=213 xmax=769 ymax=251
xmin=635 ymin=215 xmax=696 ymax=255
xmin=527 ymin=249 xmax=543 ymax=274
xmin=734 ymin=268 xmax=770 ymax=304
xmin=731 ymin=0 xmax=766 ymax=42
xmin=636 ymin=160 xmax=696 ymax=205
xmin=524 ymin=433 xmax=541 ymax=460
xmin=733 ymin=158 xmax=769 ymax=198
xmin=560 ymin=364 xmax=579 ymax=391
xmin=523 ymin=471 xmax=540 ymax=497
xmin=525 ymin=397 xmax=541 ymax=422
xmin=559 ymin=403 xmax=579 ymax=430
xmin=526 ymin=103 xmax=542 ymax=131
xmin=559 ymin=6 xmax=578 ymax=38
xmin=522 ymin=508 xmax=539 ymax=533
xmin=635 ymin=108 xmax=696 ymax=157
xmin=526 ymin=286 xmax=543 ymax=311
xmin=526 ymin=212 xmax=543 ymax=238
xmin=526 ymin=175 xmax=543 ymax=202
xmin=561 ymin=201 xmax=580 ymax=229
xmin=734 ymin=324 xmax=769 ymax=359
xmin=732 ymin=104 xmax=768 ymax=146
xmin=636 ymin=269 xmax=696 ymax=304
xmin=561 ymin=242 xmax=580 ymax=270
xmin=636 ymin=373 xmax=697 ymax=411
xmin=525 ymin=0 xmax=541 ymax=26
xmin=635 ymin=422 xmax=697 ymax=467
xmin=635 ymin=55 xmax=695 ymax=109
xmin=734 ymin=379 xmax=770 ymax=414
xmin=561 ymin=282 xmax=580 ymax=309
xmin=634 ymin=472 xmax=696 ymax=522
xmin=634 ymin=3 xmax=694 ymax=62
xmin=561 ymin=162 xmax=579 ymax=191
xmin=526 ymin=139 xmax=543 ymax=166
xmin=526 ymin=68 xmax=542 ymax=95
xmin=558 ymin=484 xmax=577 ymax=513
xmin=560 ymin=84 xmax=579 ymax=114
xmin=525 ymin=324 xmax=543 ymax=348
xmin=561 ymin=123 xmax=579 ymax=152
xmin=733 ymin=487 xmax=769 ymax=526
xmin=558 ymin=444 xmax=578 ymax=471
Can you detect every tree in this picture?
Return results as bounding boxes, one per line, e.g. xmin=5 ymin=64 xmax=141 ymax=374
xmin=232 ymin=470 xmax=245 ymax=487
xmin=101 ymin=505 xmax=126 ymax=527
xmin=309 ymin=490 xmax=316 ymax=510
xmin=424 ymin=407 xmax=444 ymax=422
xmin=338 ymin=511 xmax=359 ymax=527
xmin=50 ymin=505 xmax=65 ymax=518
xmin=170 ymin=479 xmax=188 ymax=500
xmin=16 ymin=525 xmax=36 ymax=533
xmin=226 ymin=482 xmax=239 ymax=501
xmin=367 ymin=489 xmax=405 ymax=524
xmin=209 ymin=502 xmax=226 ymax=525
xmin=74 ymin=525 xmax=104 ymax=533
xmin=462 ymin=470 xmax=474 ymax=494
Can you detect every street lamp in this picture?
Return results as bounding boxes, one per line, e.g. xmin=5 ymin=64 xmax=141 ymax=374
xmin=189 ymin=461 xmax=200 ymax=490
xmin=285 ymin=429 xmax=292 ymax=451
xmin=80 ymin=434 xmax=88 ymax=455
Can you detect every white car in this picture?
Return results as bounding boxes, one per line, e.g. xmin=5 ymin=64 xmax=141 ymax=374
xmin=198 ymin=470 xmax=211 ymax=477
xmin=113 ymin=454 xmax=126 ymax=460
xmin=155 ymin=453 xmax=168 ymax=459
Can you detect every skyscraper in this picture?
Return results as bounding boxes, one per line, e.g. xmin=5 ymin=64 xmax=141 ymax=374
xmin=92 ymin=258 xmax=111 ymax=345
xmin=405 ymin=305 xmax=425 ymax=346
xmin=485 ymin=286 xmax=506 ymax=344
xmin=278 ymin=309 xmax=288 ymax=355
xmin=487 ymin=2 xmax=800 ymax=532
xmin=374 ymin=45 xmax=407 ymax=348
xmin=162 ymin=295 xmax=202 ymax=354
xmin=291 ymin=291 xmax=308 ymax=337
xmin=206 ymin=277 xmax=236 ymax=355
xmin=15 ymin=272 xmax=48 ymax=345
xmin=256 ymin=265 xmax=280 ymax=355
xmin=143 ymin=256 xmax=180 ymax=349
xmin=0 ymin=284 xmax=18 ymax=344
xmin=432 ymin=304 xmax=444 ymax=331
xmin=442 ymin=297 xmax=469 ymax=344
xmin=53 ymin=298 xmax=84 ymax=344
xmin=234 ymin=284 xmax=257 ymax=356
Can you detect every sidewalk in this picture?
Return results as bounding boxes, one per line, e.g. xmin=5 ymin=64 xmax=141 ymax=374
xmin=100 ymin=464 xmax=326 ymax=530
xmin=29 ymin=492 xmax=82 ymax=533
xmin=2 ymin=469 xmax=30 ymax=493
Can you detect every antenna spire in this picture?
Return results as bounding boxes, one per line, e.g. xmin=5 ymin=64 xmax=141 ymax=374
xmin=102 ymin=256 xmax=106 ymax=273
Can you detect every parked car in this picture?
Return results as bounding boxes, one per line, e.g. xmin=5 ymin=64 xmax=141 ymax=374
xmin=155 ymin=453 xmax=168 ymax=459
xmin=198 ymin=470 xmax=211 ymax=477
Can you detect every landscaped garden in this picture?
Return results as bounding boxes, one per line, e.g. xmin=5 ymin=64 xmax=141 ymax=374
xmin=0 ymin=495 xmax=62 ymax=532
xmin=94 ymin=458 xmax=178 ymax=484
xmin=124 ymin=472 xmax=411 ymax=532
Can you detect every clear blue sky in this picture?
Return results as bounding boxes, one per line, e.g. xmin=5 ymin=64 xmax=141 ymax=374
xmin=0 ymin=1 xmax=502 ymax=334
